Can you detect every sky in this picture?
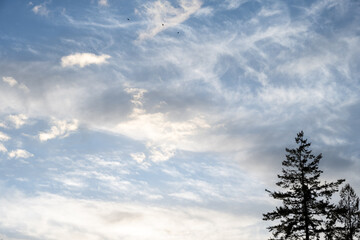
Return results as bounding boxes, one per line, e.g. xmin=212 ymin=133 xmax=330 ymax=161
xmin=0 ymin=0 xmax=359 ymax=239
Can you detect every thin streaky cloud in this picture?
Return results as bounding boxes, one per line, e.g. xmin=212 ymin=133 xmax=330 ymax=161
xmin=0 ymin=143 xmax=7 ymax=153
xmin=137 ymin=0 xmax=202 ymax=40
xmin=2 ymin=76 xmax=29 ymax=92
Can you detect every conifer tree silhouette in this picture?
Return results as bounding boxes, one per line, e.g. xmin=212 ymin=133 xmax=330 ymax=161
xmin=336 ymin=184 xmax=360 ymax=240
xmin=263 ymin=131 xmax=344 ymax=240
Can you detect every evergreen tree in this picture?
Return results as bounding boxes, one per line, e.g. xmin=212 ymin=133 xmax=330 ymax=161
xmin=323 ymin=203 xmax=343 ymax=240
xmin=263 ymin=131 xmax=344 ymax=240
xmin=336 ymin=184 xmax=360 ymax=240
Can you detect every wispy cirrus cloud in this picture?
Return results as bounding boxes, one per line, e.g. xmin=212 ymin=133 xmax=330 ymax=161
xmin=137 ymin=0 xmax=202 ymax=40
xmin=223 ymin=0 xmax=248 ymax=9
xmin=169 ymin=191 xmax=203 ymax=202
xmin=0 ymin=1 xmax=359 ymax=239
xmin=0 ymin=143 xmax=7 ymax=153
xmin=2 ymin=76 xmax=29 ymax=92
xmin=61 ymin=53 xmax=111 ymax=68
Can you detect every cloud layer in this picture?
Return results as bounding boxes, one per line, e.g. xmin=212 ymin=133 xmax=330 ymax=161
xmin=0 ymin=0 xmax=360 ymax=239
xmin=0 ymin=192 xmax=264 ymax=240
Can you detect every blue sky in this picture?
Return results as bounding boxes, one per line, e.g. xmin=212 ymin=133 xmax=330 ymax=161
xmin=0 ymin=0 xmax=360 ymax=239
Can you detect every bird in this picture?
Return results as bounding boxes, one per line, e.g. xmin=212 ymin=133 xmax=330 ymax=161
xmin=127 ymin=18 xmax=130 ymax=21
xmin=162 ymin=23 xmax=164 ymax=26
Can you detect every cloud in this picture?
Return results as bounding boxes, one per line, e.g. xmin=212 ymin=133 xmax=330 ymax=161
xmin=38 ymin=119 xmax=79 ymax=142
xmin=32 ymin=3 xmax=49 ymax=16
xmin=130 ymin=152 xmax=146 ymax=163
xmin=0 ymin=0 xmax=358 ymax=194
xmin=137 ymin=0 xmax=202 ymax=40
xmin=2 ymin=76 xmax=29 ymax=92
xmin=0 ymin=192 xmax=266 ymax=240
xmin=146 ymin=142 xmax=176 ymax=162
xmin=7 ymin=114 xmax=28 ymax=129
xmin=61 ymin=53 xmax=111 ymax=68
xmin=0 ymin=131 xmax=10 ymax=141
xmin=115 ymin=88 xmax=211 ymax=162
xmin=18 ymin=83 xmax=30 ymax=92
xmin=0 ymin=143 xmax=7 ymax=153
xmin=169 ymin=191 xmax=203 ymax=202
xmin=54 ymin=177 xmax=86 ymax=188
xmin=8 ymin=149 xmax=33 ymax=159
xmin=2 ymin=76 xmax=18 ymax=87
xmin=223 ymin=0 xmax=248 ymax=9
xmin=98 ymin=0 xmax=108 ymax=6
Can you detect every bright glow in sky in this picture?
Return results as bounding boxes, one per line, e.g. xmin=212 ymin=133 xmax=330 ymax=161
xmin=0 ymin=0 xmax=360 ymax=239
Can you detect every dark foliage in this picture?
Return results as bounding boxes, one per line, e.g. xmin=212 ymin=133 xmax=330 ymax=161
xmin=263 ymin=131 xmax=344 ymax=240
xmin=335 ymin=184 xmax=360 ymax=240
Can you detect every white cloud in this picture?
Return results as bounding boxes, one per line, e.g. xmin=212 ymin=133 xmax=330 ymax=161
xmin=2 ymin=76 xmax=18 ymax=87
xmin=0 ymin=143 xmax=7 ymax=153
xmin=0 ymin=193 xmax=266 ymax=240
xmin=169 ymin=191 xmax=203 ymax=202
xmin=32 ymin=3 xmax=49 ymax=16
xmin=8 ymin=149 xmax=33 ymax=159
xmin=54 ymin=177 xmax=86 ymax=188
xmin=61 ymin=53 xmax=111 ymax=68
xmin=115 ymin=88 xmax=211 ymax=162
xmin=146 ymin=142 xmax=176 ymax=162
xmin=39 ymin=119 xmax=79 ymax=142
xmin=98 ymin=0 xmax=108 ymax=6
xmin=130 ymin=152 xmax=146 ymax=163
xmin=0 ymin=131 xmax=10 ymax=141
xmin=137 ymin=0 xmax=202 ymax=40
xmin=2 ymin=76 xmax=29 ymax=92
xmin=7 ymin=114 xmax=28 ymax=129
